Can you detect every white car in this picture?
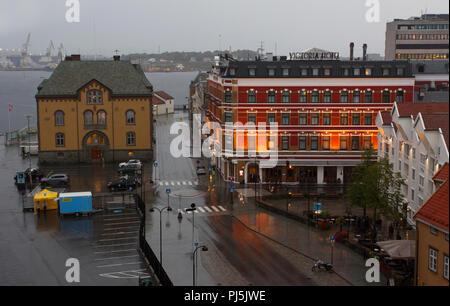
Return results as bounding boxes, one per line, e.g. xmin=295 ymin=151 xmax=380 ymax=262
xmin=196 ymin=166 xmax=206 ymax=175
xmin=119 ymin=159 xmax=142 ymax=169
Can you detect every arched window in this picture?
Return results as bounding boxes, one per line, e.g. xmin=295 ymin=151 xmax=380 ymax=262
xmin=323 ymin=91 xmax=331 ymax=103
xmin=97 ymin=110 xmax=106 ymax=125
xmin=311 ymin=91 xmax=319 ymax=103
xmin=126 ymin=110 xmax=135 ymax=125
xmin=127 ymin=132 xmax=136 ymax=146
xmin=282 ymin=90 xmax=290 ymax=103
xmin=87 ymin=90 xmax=103 ymax=104
xmin=56 ymin=133 xmax=65 ymax=147
xmin=382 ymin=90 xmax=391 ymax=103
xmin=365 ymin=91 xmax=373 ymax=103
xmin=396 ymin=90 xmax=404 ymax=102
xmin=55 ymin=110 xmax=64 ymax=126
xmin=340 ymin=91 xmax=348 ymax=103
xmin=86 ymin=133 xmax=105 ymax=145
xmin=84 ymin=110 xmax=93 ymax=126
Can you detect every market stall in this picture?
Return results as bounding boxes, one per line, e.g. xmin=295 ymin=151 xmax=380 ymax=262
xmin=33 ymin=189 xmax=58 ymax=214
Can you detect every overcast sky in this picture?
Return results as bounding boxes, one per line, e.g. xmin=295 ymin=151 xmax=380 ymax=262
xmin=0 ymin=0 xmax=448 ymax=57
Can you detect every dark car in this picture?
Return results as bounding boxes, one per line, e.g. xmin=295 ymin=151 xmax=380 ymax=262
xmin=118 ymin=163 xmax=141 ymax=175
xmin=41 ymin=174 xmax=70 ymax=187
xmin=107 ymin=176 xmax=141 ymax=192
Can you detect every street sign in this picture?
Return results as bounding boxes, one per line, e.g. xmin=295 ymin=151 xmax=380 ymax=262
xmin=154 ymin=161 xmax=158 ymax=167
xmin=166 ymin=188 xmax=171 ymax=194
xmin=314 ymin=203 xmax=322 ymax=212
xmin=208 ymin=166 xmax=212 ymax=172
xmin=229 ymin=181 xmax=234 ymax=186
xmin=230 ymin=188 xmax=235 ymax=192
xmin=330 ymin=234 xmax=335 ymax=246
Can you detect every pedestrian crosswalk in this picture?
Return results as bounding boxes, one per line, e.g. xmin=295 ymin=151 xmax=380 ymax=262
xmin=176 ymin=205 xmax=227 ymax=215
xmin=158 ymin=180 xmax=198 ymax=186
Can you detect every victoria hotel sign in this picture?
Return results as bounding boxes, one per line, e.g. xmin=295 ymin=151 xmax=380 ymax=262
xmin=289 ymin=51 xmax=340 ymax=60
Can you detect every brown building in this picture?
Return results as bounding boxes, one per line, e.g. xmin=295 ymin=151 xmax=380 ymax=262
xmin=414 ymin=163 xmax=449 ymax=286
xmin=36 ymin=55 xmax=154 ymax=163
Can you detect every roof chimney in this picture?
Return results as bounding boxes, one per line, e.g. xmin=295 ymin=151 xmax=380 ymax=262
xmin=113 ymin=55 xmax=120 ymax=61
xmin=71 ymin=54 xmax=81 ymax=61
xmin=362 ymin=44 xmax=367 ymax=61
xmin=350 ymin=42 xmax=354 ymax=61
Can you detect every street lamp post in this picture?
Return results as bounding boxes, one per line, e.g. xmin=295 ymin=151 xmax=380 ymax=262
xmin=149 ymin=205 xmax=172 ymax=267
xmin=193 ymin=244 xmax=208 ymax=286
xmin=186 ymin=203 xmax=197 ymax=253
xmin=25 ymin=114 xmax=32 ymax=186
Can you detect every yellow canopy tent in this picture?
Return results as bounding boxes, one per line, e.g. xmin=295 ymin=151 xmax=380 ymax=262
xmin=33 ymin=189 xmax=58 ymax=214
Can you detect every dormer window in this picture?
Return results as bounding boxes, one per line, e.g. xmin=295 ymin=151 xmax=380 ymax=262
xmin=324 ymin=68 xmax=331 ymax=76
xmin=268 ymin=68 xmax=276 ymax=77
xmin=312 ymin=68 xmax=320 ymax=76
xmin=353 ymin=68 xmax=361 ymax=76
xmin=301 ymin=68 xmax=308 ymax=76
xmin=282 ymin=68 xmax=290 ymax=77
xmin=365 ymin=68 xmax=372 ymax=76
xmin=87 ymin=90 xmax=103 ymax=104
xmin=397 ymin=67 xmax=404 ymax=76
xmin=382 ymin=68 xmax=390 ymax=76
xmin=229 ymin=68 xmax=236 ymax=76
xmin=249 ymin=68 xmax=256 ymax=76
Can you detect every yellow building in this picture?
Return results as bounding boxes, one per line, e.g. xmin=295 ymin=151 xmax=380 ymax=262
xmin=36 ymin=55 xmax=153 ymax=163
xmin=414 ymin=164 xmax=449 ymax=286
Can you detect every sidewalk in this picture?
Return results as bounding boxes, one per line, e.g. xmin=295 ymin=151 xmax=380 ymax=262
xmin=232 ymin=189 xmax=386 ymax=286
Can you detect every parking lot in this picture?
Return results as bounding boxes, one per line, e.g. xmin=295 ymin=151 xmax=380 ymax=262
xmin=0 ymin=141 xmax=154 ymax=285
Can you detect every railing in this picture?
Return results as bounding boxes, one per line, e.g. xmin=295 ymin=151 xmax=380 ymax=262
xmin=135 ymin=194 xmax=173 ymax=286
xmin=139 ymin=223 xmax=173 ymax=286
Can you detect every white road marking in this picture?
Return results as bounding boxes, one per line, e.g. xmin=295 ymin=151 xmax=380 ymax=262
xmin=178 ymin=209 xmax=185 ymax=214
xmin=101 ymin=231 xmax=138 ymax=236
xmin=188 ymin=181 xmax=193 ymax=185
xmin=171 ymin=181 xmax=175 ymax=186
xmin=94 ymin=242 xmax=136 ymax=248
xmin=159 ymin=181 xmax=163 ymax=186
xmin=94 ymin=248 xmax=136 ymax=254
xmin=182 ymin=181 xmax=187 ymax=185
xmin=218 ymin=205 xmax=227 ymax=211
xmin=204 ymin=206 xmax=212 ymax=213
xmin=98 ymin=237 xmax=138 ymax=242
xmin=99 ymin=269 xmax=148 ymax=279
xmin=104 ymin=221 xmax=140 ymax=226
xmin=197 ymin=207 xmax=205 ymax=213
xmin=177 ymin=181 xmax=181 ymax=185
xmin=97 ymin=261 xmax=142 ymax=268
xmin=211 ymin=206 xmax=220 ymax=212
xmin=165 ymin=181 xmax=169 ymax=186
xmin=94 ymin=255 xmax=140 ymax=261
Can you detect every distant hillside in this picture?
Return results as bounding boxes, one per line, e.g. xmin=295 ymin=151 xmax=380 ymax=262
xmin=121 ymin=50 xmax=258 ymax=72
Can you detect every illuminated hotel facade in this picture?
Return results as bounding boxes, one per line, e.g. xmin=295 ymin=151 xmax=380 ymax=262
xmin=205 ymin=51 xmax=415 ymax=185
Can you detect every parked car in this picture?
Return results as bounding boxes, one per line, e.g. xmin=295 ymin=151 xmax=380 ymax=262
xmin=107 ymin=176 xmax=141 ymax=192
xmin=196 ymin=166 xmax=206 ymax=175
xmin=118 ymin=163 xmax=142 ymax=175
xmin=119 ymin=159 xmax=142 ymax=170
xmin=41 ymin=174 xmax=70 ymax=187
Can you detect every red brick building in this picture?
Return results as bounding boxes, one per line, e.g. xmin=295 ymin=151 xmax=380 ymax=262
xmin=205 ymin=52 xmax=415 ymax=185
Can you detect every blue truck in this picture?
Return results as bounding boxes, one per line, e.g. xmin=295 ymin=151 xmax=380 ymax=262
xmin=58 ymin=192 xmax=93 ymax=215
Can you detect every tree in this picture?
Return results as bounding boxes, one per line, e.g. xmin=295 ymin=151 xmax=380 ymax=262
xmin=346 ymin=147 xmax=406 ymax=226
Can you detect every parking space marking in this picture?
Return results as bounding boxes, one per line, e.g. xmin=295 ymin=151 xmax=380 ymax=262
xmin=98 ymin=237 xmax=138 ymax=242
xmin=99 ymin=269 xmax=148 ymax=279
xmin=218 ymin=205 xmax=227 ymax=211
xmin=94 ymin=248 xmax=136 ymax=254
xmin=96 ymin=261 xmax=142 ymax=268
xmin=94 ymin=242 xmax=137 ymax=248
xmin=101 ymin=231 xmax=139 ymax=236
xmin=104 ymin=221 xmax=140 ymax=226
xmin=94 ymin=255 xmax=140 ymax=261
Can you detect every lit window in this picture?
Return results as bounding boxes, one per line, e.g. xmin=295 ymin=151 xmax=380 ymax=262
xmin=365 ymin=68 xmax=372 ymax=76
xmin=322 ymin=136 xmax=330 ymax=150
xmin=340 ymin=137 xmax=347 ymax=150
xmin=340 ymin=113 xmax=348 ymax=125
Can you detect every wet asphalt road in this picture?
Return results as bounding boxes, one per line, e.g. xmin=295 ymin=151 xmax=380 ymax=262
xmin=147 ymin=112 xmax=316 ymax=285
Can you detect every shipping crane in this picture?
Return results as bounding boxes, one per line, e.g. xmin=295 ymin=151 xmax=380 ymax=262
xmin=46 ymin=40 xmax=55 ymax=57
